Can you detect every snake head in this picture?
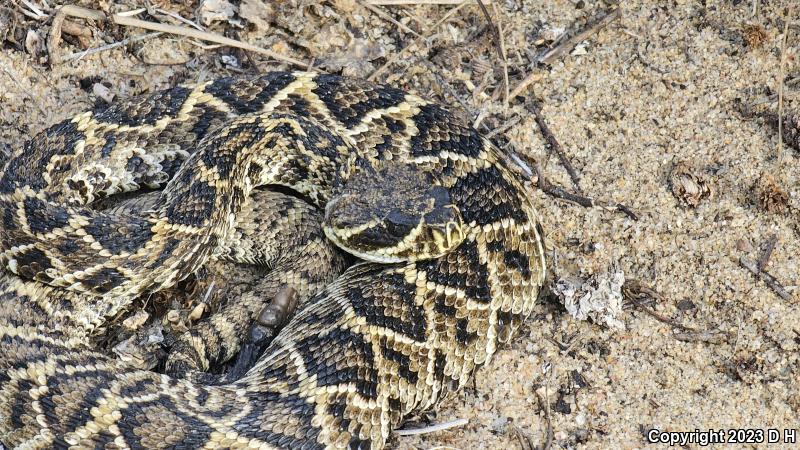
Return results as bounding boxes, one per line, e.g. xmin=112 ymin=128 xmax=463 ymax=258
xmin=324 ymin=164 xmax=465 ymax=263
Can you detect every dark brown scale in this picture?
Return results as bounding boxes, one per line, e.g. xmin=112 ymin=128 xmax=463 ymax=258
xmin=312 ymin=74 xmax=407 ymax=128
xmin=204 ymin=73 xmax=296 ymax=114
xmin=449 ymin=164 xmax=528 ymax=225
xmin=417 ymin=239 xmax=492 ymax=303
xmin=344 ymin=270 xmax=427 ymax=342
xmin=93 ymin=86 xmax=193 ymax=126
xmin=409 ymin=104 xmax=483 ymax=158
xmin=0 ymin=121 xmax=83 ymax=194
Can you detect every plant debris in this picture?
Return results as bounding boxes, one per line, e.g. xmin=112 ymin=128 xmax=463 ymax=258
xmin=554 ymin=270 xmax=626 ymax=330
xmin=755 ymin=173 xmax=789 ymax=214
xmin=669 ymin=161 xmax=712 ymax=208
xmin=741 ymin=24 xmax=768 ymax=48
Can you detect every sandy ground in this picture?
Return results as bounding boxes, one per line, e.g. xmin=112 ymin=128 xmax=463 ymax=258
xmin=1 ymin=1 xmax=798 ymax=449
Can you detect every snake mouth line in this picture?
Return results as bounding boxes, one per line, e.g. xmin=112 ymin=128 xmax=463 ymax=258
xmin=323 ymin=225 xmax=406 ymax=264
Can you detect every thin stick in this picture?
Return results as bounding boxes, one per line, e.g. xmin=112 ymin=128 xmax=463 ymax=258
xmin=48 ymin=5 xmax=309 ymax=68
xmin=475 ymin=0 xmax=501 ymax=61
xmin=117 ymin=8 xmax=146 ymax=17
xmin=0 ymin=65 xmax=47 ymax=116
xmin=756 ymin=234 xmax=778 ymax=271
xmin=56 ymin=4 xmax=105 ymax=21
xmin=627 ymin=296 xmax=696 ymax=332
xmin=535 ymin=161 xmax=638 ymax=220
xmin=512 ymin=426 xmax=534 ymax=450
xmin=673 ymin=330 xmax=729 ymax=344
xmin=111 ymin=15 xmax=308 ymax=68
xmin=777 ymin=5 xmax=793 ymax=167
xmin=394 ymin=418 xmax=468 ymax=436
xmin=485 ymin=115 xmax=521 ymax=138
xmin=61 ymin=31 xmax=163 ymax=62
xmin=48 ymin=5 xmax=69 ymax=64
xmin=155 ymin=8 xmax=206 ymax=31
xmin=359 ymin=1 xmax=422 ymax=38
xmin=739 ymin=256 xmax=792 ymax=301
xmin=368 ymin=42 xmax=419 ymax=81
xmin=48 ymin=5 xmax=102 ymax=64
xmin=487 ymin=1 xmax=509 ymax=110
xmin=15 ymin=5 xmax=43 ymax=21
xmin=529 ymin=100 xmax=583 ymax=193
xmin=198 ymin=281 xmax=216 ymax=304
xmin=537 ymin=8 xmax=620 ymax=65
xmin=367 ymin=1 xmax=467 ymax=81
xmin=508 ymin=70 xmax=543 ymax=100
xmin=620 ymin=281 xmax=700 ymax=334
xmin=16 ymin=0 xmax=45 ymax=18
xmin=535 ymin=367 xmax=554 ymax=450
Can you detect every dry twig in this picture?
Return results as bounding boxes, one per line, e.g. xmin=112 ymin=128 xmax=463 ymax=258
xmin=537 ymin=8 xmax=620 ymax=65
xmin=475 ymin=0 xmax=500 ymax=60
xmin=756 ymin=234 xmax=778 ymax=271
xmin=15 ymin=0 xmax=45 ymax=19
xmin=528 ymin=100 xmax=583 ymax=193
xmin=508 ymin=70 xmax=544 ymax=101
xmin=112 ymin=15 xmax=307 ymax=67
xmin=512 ymin=426 xmax=534 ymax=450
xmin=62 ymin=32 xmax=163 ymax=63
xmin=622 ymin=279 xmax=729 ymax=345
xmin=359 ymin=1 xmax=421 ymax=38
xmin=394 ymin=418 xmax=468 ymax=436
xmin=739 ymin=256 xmax=792 ymax=301
xmin=535 ymin=365 xmax=554 ymax=450
xmin=485 ymin=115 xmax=521 ymax=138
xmin=154 ymin=8 xmax=205 ymax=31
xmin=534 ymin=160 xmax=637 ymax=220
xmin=623 ymin=281 xmax=695 ymax=332
xmin=367 ymin=1 xmax=468 ymax=80
xmin=48 ymin=5 xmax=308 ymax=68
xmin=488 ymin=1 xmax=509 ymax=110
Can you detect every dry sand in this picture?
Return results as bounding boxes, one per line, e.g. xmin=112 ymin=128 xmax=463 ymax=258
xmin=1 ymin=1 xmax=798 ymax=449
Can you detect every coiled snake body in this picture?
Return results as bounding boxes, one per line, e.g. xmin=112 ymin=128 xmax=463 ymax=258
xmin=0 ymin=72 xmax=546 ymax=449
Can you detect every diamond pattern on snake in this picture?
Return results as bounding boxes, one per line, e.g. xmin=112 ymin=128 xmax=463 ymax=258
xmin=0 ymin=71 xmax=546 ymax=449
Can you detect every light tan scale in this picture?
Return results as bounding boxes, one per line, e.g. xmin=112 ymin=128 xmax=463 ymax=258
xmin=0 ymin=72 xmax=545 ymax=449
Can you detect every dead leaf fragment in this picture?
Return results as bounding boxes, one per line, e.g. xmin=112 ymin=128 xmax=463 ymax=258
xmin=25 ymin=29 xmax=44 ymax=59
xmin=669 ymin=161 xmax=712 ymax=207
xmin=122 ymin=310 xmax=149 ymax=331
xmin=319 ymin=38 xmax=386 ymax=77
xmin=555 ymin=270 xmax=626 ymax=330
xmin=198 ymin=0 xmax=237 ymax=27
xmin=755 ymin=173 xmax=788 ymax=214
xmin=742 ymin=24 xmax=768 ymax=48
xmin=240 ymin=0 xmax=274 ymax=31
xmin=188 ymin=302 xmax=207 ymax=322
xmin=93 ymin=82 xmax=115 ymax=104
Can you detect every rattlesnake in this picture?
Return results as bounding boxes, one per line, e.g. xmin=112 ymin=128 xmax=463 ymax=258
xmin=0 ymin=71 xmax=546 ymax=449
